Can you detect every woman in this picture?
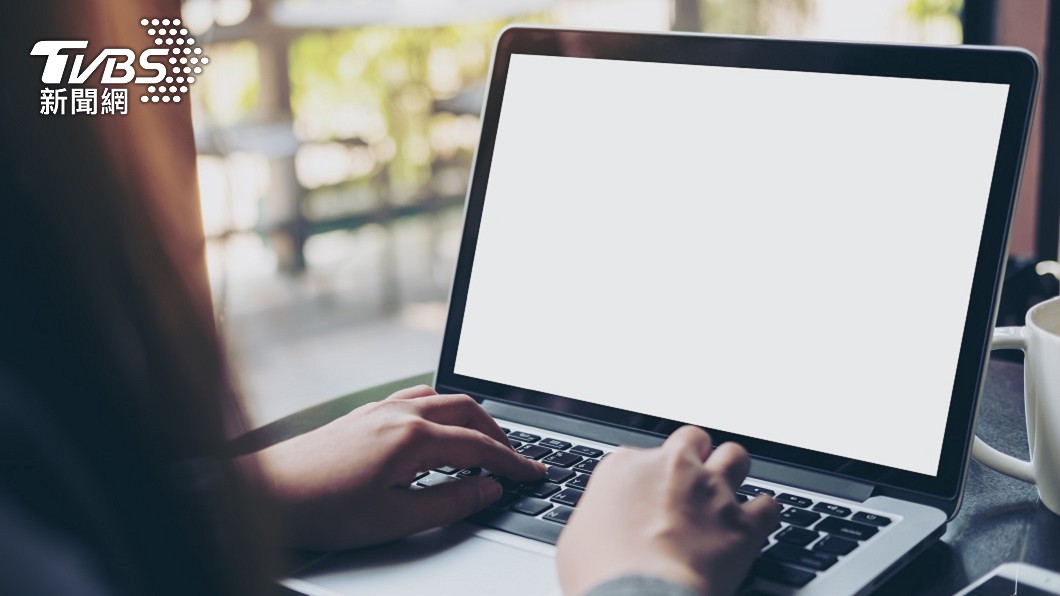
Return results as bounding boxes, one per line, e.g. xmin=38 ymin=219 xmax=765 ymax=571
xmin=0 ymin=1 xmax=779 ymax=594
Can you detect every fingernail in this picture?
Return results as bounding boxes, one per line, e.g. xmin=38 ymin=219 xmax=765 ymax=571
xmin=479 ymin=478 xmax=502 ymax=504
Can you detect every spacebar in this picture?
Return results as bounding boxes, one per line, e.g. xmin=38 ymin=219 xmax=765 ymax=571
xmin=469 ymin=508 xmax=562 ymax=545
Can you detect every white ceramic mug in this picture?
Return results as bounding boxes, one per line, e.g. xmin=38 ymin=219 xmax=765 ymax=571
xmin=972 ymin=295 xmax=1060 ymax=514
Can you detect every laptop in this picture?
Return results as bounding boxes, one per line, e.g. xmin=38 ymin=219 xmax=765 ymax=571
xmin=285 ymin=27 xmax=1038 ymax=596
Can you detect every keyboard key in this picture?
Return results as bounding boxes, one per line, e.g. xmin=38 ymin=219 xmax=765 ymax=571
xmin=812 ymin=502 xmax=852 ymax=517
xmin=751 ymin=559 xmax=816 ymax=587
xmin=764 ymin=543 xmax=838 ymax=571
xmin=509 ymin=431 xmax=541 ymax=443
xmin=412 ymin=471 xmax=429 ymax=481
xmin=538 ymin=438 xmax=572 ymax=450
xmin=542 ymin=505 xmax=574 ymax=525
xmin=508 ymin=439 xmax=523 ymax=449
xmin=522 ymin=482 xmax=562 ymax=499
xmin=570 ymin=445 xmax=604 ymax=458
xmin=417 ymin=472 xmax=460 ymax=487
xmin=781 ymin=507 xmax=821 ymax=527
xmin=434 ymin=466 xmax=460 ymax=474
xmin=567 ymin=474 xmax=590 ymax=490
xmin=738 ymin=484 xmax=776 ymax=497
xmin=551 ymin=488 xmax=584 ymax=507
xmin=541 ymin=451 xmax=583 ymax=468
xmin=511 ymin=497 xmax=553 ymax=516
xmin=736 ymin=493 xmax=749 ymax=503
xmin=572 ymin=459 xmax=599 ymax=474
xmin=814 ymin=535 xmax=859 ymax=556
xmin=456 ymin=468 xmax=479 ymax=478
xmin=852 ymin=512 xmax=892 ymax=527
xmin=545 ymin=466 xmax=576 ymax=484
xmin=776 ymin=494 xmax=813 ymax=508
xmin=775 ymin=526 xmax=818 ymax=547
xmin=815 ymin=516 xmax=879 ymax=541
xmin=499 ymin=427 xmax=510 ymax=434
xmin=516 ymin=444 xmax=552 ymax=460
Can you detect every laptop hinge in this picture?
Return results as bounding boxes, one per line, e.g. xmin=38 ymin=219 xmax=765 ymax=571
xmin=483 ymin=400 xmax=877 ymax=503
xmin=482 ymin=400 xmax=666 ymax=448
xmin=748 ymin=458 xmax=875 ymax=503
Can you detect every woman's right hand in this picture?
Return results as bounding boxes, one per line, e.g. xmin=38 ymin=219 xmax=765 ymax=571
xmin=556 ymin=426 xmax=780 ymax=596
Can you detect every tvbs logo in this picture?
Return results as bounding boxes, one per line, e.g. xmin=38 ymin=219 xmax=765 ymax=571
xmin=32 ymin=40 xmax=170 ymax=85
xmin=32 ymin=18 xmax=208 ymax=115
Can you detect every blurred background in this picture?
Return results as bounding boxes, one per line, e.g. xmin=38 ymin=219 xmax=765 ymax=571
xmin=184 ymin=0 xmax=1059 ymax=426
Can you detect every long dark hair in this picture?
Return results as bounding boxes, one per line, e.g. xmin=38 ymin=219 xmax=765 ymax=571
xmin=0 ymin=0 xmax=277 ymax=593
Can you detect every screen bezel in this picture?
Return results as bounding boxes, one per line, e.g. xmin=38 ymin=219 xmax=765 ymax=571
xmin=436 ymin=27 xmax=1038 ymax=501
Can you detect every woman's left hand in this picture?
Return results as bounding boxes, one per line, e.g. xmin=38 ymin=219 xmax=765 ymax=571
xmin=255 ymin=385 xmax=545 ymax=550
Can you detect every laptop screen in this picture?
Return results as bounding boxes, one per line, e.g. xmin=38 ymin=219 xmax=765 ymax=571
xmin=452 ymin=53 xmax=1010 ymax=477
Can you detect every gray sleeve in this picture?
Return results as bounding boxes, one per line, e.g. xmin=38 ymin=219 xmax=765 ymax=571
xmin=585 ymin=574 xmax=699 ymax=596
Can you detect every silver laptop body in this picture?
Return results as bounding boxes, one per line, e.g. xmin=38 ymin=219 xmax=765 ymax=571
xmin=288 ymin=26 xmax=1038 ymax=596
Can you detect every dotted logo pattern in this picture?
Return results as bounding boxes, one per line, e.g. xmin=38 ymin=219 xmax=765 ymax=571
xmin=138 ymin=18 xmax=209 ymax=104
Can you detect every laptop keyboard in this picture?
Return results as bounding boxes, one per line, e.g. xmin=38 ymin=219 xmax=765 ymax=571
xmin=411 ymin=425 xmax=899 ymax=593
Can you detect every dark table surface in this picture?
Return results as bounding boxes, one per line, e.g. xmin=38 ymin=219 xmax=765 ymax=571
xmin=234 ymin=358 xmax=1059 ymax=595
xmin=880 ymin=358 xmax=1059 ymax=594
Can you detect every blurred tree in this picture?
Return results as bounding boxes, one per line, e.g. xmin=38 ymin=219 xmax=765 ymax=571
xmin=906 ymin=0 xmax=963 ymax=41
xmin=699 ymin=0 xmax=813 ymax=35
xmin=907 ymin=0 xmax=963 ymax=22
xmin=287 ymin=20 xmax=541 ymax=192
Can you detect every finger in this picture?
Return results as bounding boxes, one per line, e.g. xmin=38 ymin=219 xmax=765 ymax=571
xmin=702 ymin=442 xmax=752 ymax=491
xmin=390 ymin=476 xmax=502 ymax=536
xmin=386 ymin=384 xmax=438 ymax=401
xmin=664 ymin=425 xmax=714 ymax=462
xmin=743 ymin=494 xmax=783 ymax=539
xmin=417 ymin=424 xmax=545 ymax=481
xmin=591 ymin=445 xmax=636 ymax=477
xmin=413 ymin=393 xmax=511 ymax=447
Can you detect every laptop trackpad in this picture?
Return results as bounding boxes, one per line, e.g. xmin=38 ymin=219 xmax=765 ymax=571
xmin=285 ymin=524 xmax=561 ymax=596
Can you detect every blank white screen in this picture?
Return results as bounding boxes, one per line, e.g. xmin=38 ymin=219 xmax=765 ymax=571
xmin=454 ymin=54 xmax=1009 ymax=476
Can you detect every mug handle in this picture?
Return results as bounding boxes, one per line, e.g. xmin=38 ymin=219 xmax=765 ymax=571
xmin=970 ymin=326 xmax=1036 ymax=484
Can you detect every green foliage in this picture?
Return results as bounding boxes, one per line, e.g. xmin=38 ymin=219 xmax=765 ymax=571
xmin=197 ymin=40 xmax=261 ymax=127
xmin=288 ymin=19 xmax=545 ymax=188
xmin=699 ymin=0 xmax=814 ymax=35
xmin=907 ymin=0 xmax=963 ymax=21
